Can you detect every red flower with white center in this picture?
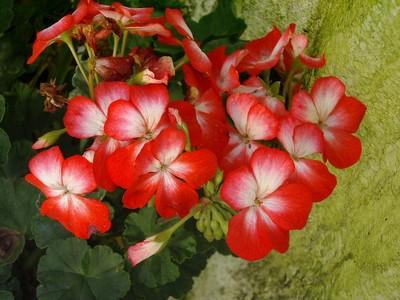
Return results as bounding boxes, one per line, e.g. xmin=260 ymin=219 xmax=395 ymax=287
xmin=220 ymin=147 xmax=313 ymax=261
xmin=218 ymin=93 xmax=279 ymax=175
xmin=207 ymin=46 xmax=248 ymax=93
xmin=27 ymin=0 xmax=88 ymax=64
xmin=25 ymin=146 xmax=111 ymax=239
xmin=277 ymin=116 xmax=337 ymax=202
xmin=291 ymin=76 xmax=367 ymax=169
xmin=122 ymin=128 xmax=218 ymax=218
xmin=236 ymin=26 xmax=290 ymax=75
xmin=63 ymin=81 xmax=132 ymax=192
xmin=104 ymin=84 xmax=172 ymax=189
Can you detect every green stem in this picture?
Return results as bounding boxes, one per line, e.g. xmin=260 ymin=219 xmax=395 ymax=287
xmin=60 ymin=32 xmax=89 ymax=85
xmin=120 ymin=30 xmax=129 ymax=57
xmin=282 ymin=68 xmax=295 ymax=111
xmin=112 ymin=33 xmax=120 ymax=57
xmin=169 ymin=204 xmax=204 ymax=233
xmin=84 ymin=42 xmax=96 ymax=101
xmin=174 ymin=54 xmax=190 ymax=71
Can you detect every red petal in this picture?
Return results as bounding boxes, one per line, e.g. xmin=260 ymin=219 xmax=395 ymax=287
xmin=323 ymin=127 xmax=362 ymax=169
xmin=292 ymin=159 xmax=337 ymax=202
xmin=311 ymin=76 xmax=346 ymax=122
xmin=107 ymin=140 xmax=146 ymax=189
xmin=227 ymin=93 xmax=258 ymax=136
xmin=123 ymin=173 xmax=161 ymax=209
xmin=41 ymin=194 xmax=111 ymax=239
xmin=291 ymin=90 xmax=319 ymax=123
xmin=326 ymin=96 xmax=367 ymax=133
xmin=246 ymin=104 xmax=279 ymax=141
xmin=182 ymin=38 xmax=212 ymax=73
xmin=62 ymin=155 xmax=96 ymax=194
xmin=165 ymin=8 xmax=193 ymax=39
xmin=36 ymin=14 xmax=73 ymax=41
xmin=250 ymin=148 xmax=295 ymax=199
xmin=28 ymin=146 xmax=64 ymax=196
xmin=130 ymin=85 xmax=170 ymax=132
xmin=227 ymin=206 xmax=289 ymax=261
xmin=169 ymin=149 xmax=218 ymax=189
xmin=220 ymin=165 xmax=258 ymax=210
xmin=94 ymin=81 xmax=131 ymax=116
xmin=261 ymin=183 xmax=313 ymax=230
xmin=64 ymin=96 xmax=106 ymax=139
xmin=105 ymin=100 xmax=145 ymax=140
xmin=155 ymin=172 xmax=199 ymax=218
xmin=27 ymin=40 xmax=51 ymax=64
xmin=93 ymin=138 xmax=120 ymax=192
xmin=292 ymin=122 xmax=324 ymax=157
xmin=299 ymin=53 xmax=326 ymax=68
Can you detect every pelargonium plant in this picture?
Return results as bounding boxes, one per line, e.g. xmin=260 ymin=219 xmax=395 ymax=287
xmin=0 ymin=0 xmax=366 ymax=299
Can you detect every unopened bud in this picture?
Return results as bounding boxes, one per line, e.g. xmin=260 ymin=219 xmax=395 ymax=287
xmin=32 ymin=128 xmax=67 ymax=149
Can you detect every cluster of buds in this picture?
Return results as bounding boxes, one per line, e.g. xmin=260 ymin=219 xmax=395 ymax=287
xmin=26 ymin=0 xmax=366 ymax=263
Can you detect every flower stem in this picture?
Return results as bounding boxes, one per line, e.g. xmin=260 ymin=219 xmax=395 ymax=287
xmin=60 ymin=32 xmax=89 ymax=85
xmin=120 ymin=30 xmax=129 ymax=57
xmin=112 ymin=33 xmax=120 ymax=57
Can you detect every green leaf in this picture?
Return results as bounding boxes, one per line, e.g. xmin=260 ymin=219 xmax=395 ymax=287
xmin=128 ymin=251 xmax=180 ymax=287
xmin=37 ymin=238 xmax=130 ymax=300
xmin=31 ymin=214 xmax=74 ymax=249
xmin=123 ymin=207 xmax=197 ymax=289
xmin=127 ymin=252 xmax=210 ymax=300
xmin=0 ymin=264 xmax=11 ymax=283
xmin=0 ymin=276 xmax=21 ymax=298
xmin=201 ymin=37 xmax=247 ymax=55
xmin=0 ymin=128 xmax=10 ymax=165
xmin=0 ymin=94 xmax=5 ymax=122
xmin=189 ymin=0 xmax=247 ymax=43
xmin=68 ymin=63 xmax=90 ymax=99
xmin=123 ymin=207 xmax=159 ymax=244
xmin=0 ymin=178 xmax=40 ymax=234
xmin=0 ymin=0 xmax=13 ymax=35
xmin=1 ymin=140 xmax=36 ymax=183
xmin=0 ymin=290 xmax=13 ymax=300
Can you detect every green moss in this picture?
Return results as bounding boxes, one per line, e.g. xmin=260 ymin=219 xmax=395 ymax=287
xmin=187 ymin=0 xmax=400 ymax=299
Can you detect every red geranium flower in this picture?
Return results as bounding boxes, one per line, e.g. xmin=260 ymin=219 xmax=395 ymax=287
xmin=291 ymin=76 xmax=367 ymax=168
xmin=220 ymin=147 xmax=313 ymax=261
xmin=25 ymin=146 xmax=111 ymax=239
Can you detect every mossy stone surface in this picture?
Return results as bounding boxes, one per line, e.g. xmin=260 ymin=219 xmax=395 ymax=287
xmin=186 ymin=0 xmax=400 ymax=299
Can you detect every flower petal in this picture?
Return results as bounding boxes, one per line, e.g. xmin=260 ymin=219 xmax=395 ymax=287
xmin=28 ymin=146 xmax=64 ymax=196
xmin=220 ymin=165 xmax=258 ymax=210
xmin=311 ymin=76 xmax=346 ymax=122
xmin=94 ymin=81 xmax=131 ymax=116
xmin=64 ymin=96 xmax=106 ymax=138
xmin=323 ymin=127 xmax=362 ymax=169
xmin=41 ymin=194 xmax=111 ymax=239
xmin=155 ymin=172 xmax=199 ymax=218
xmin=62 ymin=155 xmax=97 ymax=195
xmin=105 ymin=100 xmax=146 ymax=140
xmin=123 ymin=173 xmax=161 ymax=210
xmin=261 ymin=183 xmax=313 ymax=230
xmin=168 ymin=149 xmax=218 ymax=189
xmin=292 ymin=159 xmax=337 ymax=202
xmin=227 ymin=206 xmax=289 ymax=261
xmin=250 ymin=147 xmax=295 ymax=199
xmin=291 ymin=91 xmax=319 ymax=124
xmin=227 ymin=93 xmax=258 ymax=136
xmin=182 ymin=38 xmax=212 ymax=73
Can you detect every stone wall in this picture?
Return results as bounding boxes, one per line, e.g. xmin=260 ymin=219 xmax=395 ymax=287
xmin=186 ymin=0 xmax=400 ymax=299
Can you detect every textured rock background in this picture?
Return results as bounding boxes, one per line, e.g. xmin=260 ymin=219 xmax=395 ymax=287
xmin=186 ymin=0 xmax=400 ymax=299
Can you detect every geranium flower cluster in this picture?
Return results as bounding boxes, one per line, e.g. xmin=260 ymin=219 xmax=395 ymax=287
xmin=26 ymin=0 xmax=366 ymax=262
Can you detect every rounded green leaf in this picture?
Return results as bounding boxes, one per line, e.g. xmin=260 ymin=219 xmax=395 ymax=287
xmin=0 ymin=128 xmax=10 ymax=165
xmin=37 ymin=238 xmax=130 ymax=300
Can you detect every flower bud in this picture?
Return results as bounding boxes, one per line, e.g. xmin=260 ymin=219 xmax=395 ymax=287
xmin=32 ymin=128 xmax=67 ymax=149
